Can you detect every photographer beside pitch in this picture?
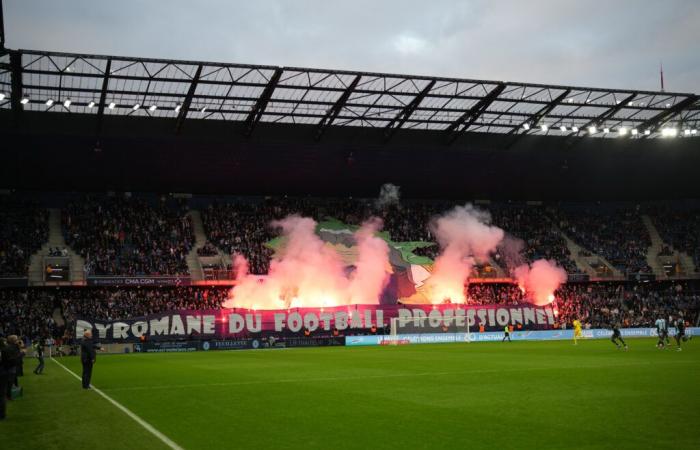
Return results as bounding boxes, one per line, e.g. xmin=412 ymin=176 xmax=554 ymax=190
xmin=80 ymin=330 xmax=102 ymax=389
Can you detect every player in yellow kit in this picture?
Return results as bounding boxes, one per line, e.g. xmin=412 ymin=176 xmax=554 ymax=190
xmin=573 ymin=319 xmax=583 ymax=345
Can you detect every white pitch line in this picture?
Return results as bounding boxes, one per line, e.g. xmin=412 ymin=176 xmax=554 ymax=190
xmin=51 ymin=358 xmax=185 ymax=450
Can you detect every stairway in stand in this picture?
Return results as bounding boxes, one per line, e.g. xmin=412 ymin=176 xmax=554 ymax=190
xmin=28 ymin=208 xmax=85 ymax=285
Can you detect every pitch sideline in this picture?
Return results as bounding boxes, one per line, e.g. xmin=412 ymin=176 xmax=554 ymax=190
xmin=51 ymin=357 xmax=185 ymax=450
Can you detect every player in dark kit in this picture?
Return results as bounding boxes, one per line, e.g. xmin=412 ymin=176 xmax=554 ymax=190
xmin=674 ymin=317 xmax=692 ymax=351
xmin=610 ymin=324 xmax=628 ymax=350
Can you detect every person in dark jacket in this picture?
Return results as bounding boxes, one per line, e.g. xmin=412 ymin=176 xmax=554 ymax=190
xmin=1 ymin=336 xmax=21 ymax=420
xmin=80 ymin=330 xmax=101 ymax=389
xmin=4 ymin=335 xmax=21 ymax=397
xmin=0 ymin=338 xmax=8 ymax=420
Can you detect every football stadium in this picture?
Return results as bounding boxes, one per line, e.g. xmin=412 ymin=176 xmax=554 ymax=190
xmin=1 ymin=1 xmax=699 ymax=449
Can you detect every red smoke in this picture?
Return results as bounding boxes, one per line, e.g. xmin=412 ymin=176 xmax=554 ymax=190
xmin=513 ymin=259 xmax=567 ymax=306
xmin=425 ymin=205 xmax=504 ymax=303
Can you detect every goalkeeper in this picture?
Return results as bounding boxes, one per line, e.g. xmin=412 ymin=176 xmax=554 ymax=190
xmin=573 ymin=319 xmax=583 ymax=345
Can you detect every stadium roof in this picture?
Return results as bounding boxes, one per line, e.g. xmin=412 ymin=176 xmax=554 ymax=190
xmin=0 ymin=48 xmax=698 ymax=141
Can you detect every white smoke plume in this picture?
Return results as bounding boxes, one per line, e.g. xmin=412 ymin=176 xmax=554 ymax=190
xmin=226 ymin=215 xmax=389 ymax=309
xmin=348 ymin=218 xmax=390 ymax=304
xmin=425 ymin=204 xmax=505 ymax=303
xmin=232 ymin=253 xmax=249 ymax=280
xmin=375 ymin=183 xmax=401 ymax=209
xmin=513 ymin=259 xmax=568 ymax=306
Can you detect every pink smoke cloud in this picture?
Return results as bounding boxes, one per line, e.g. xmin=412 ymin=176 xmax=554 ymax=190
xmin=425 ymin=205 xmax=504 ymax=304
xmin=226 ymin=215 xmax=389 ymax=309
xmin=513 ymin=259 xmax=567 ymax=306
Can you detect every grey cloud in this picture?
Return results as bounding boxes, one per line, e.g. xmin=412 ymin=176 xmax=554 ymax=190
xmin=4 ymin=0 xmax=699 ymax=92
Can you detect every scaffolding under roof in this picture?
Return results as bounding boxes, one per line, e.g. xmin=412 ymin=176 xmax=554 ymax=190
xmin=0 ymin=48 xmax=698 ymax=140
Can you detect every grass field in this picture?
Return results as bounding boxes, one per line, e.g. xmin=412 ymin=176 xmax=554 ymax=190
xmin=1 ymin=338 xmax=698 ymax=450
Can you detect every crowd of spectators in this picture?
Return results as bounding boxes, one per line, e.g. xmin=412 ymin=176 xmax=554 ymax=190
xmin=0 ymin=282 xmax=697 ymax=342
xmin=0 ymin=289 xmax=61 ymax=339
xmin=557 ymin=281 xmax=699 ymax=328
xmin=62 ymin=195 xmax=194 ymax=276
xmin=651 ymin=207 xmax=700 ymax=270
xmin=60 ymin=286 xmax=228 ymax=322
xmin=491 ymin=206 xmax=581 ymax=274
xmin=2 ymin=194 xmax=697 ymax=280
xmin=201 ymin=197 xmax=585 ymax=276
xmin=555 ymin=206 xmax=652 ymax=275
xmin=196 ymin=242 xmax=220 ymax=257
xmin=0 ymin=200 xmax=48 ymax=277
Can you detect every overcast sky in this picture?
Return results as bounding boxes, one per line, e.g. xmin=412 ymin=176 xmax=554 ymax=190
xmin=5 ymin=0 xmax=700 ymax=93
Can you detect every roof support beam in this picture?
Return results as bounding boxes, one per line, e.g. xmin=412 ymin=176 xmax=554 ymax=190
xmin=9 ymin=50 xmax=22 ymax=125
xmin=445 ymin=83 xmax=506 ymax=144
xmin=636 ymin=95 xmax=699 ymax=138
xmin=383 ymin=79 xmax=436 ymax=142
xmin=94 ymin=58 xmax=112 ymax=136
xmin=175 ymin=64 xmax=202 ymax=134
xmin=508 ymin=89 xmax=571 ymax=136
xmin=314 ymin=74 xmax=360 ymax=141
xmin=242 ymin=67 xmax=283 ymax=137
xmin=174 ymin=64 xmax=203 ymax=134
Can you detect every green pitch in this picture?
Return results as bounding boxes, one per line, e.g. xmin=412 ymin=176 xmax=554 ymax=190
xmin=2 ymin=339 xmax=698 ymax=450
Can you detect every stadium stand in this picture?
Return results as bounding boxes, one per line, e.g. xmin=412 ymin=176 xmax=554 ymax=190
xmin=555 ymin=206 xmax=653 ymax=276
xmin=62 ymin=195 xmax=194 ymax=276
xmin=650 ymin=207 xmax=700 ymax=271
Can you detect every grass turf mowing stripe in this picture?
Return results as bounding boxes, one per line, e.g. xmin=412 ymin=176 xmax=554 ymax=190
xmin=98 ymin=359 xmax=695 ymax=392
xmin=51 ymin=357 xmax=185 ymax=450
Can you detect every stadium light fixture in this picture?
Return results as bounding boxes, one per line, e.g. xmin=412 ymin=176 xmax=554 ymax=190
xmin=540 ymin=124 xmax=548 ymax=132
xmin=618 ymin=127 xmax=628 ymax=136
xmin=108 ymin=102 xmax=116 ymax=109
xmin=588 ymin=126 xmax=597 ymax=134
xmin=201 ymin=107 xmax=207 ymax=113
xmin=572 ymin=126 xmax=579 ymax=132
xmin=522 ymin=123 xmax=530 ymax=130
xmin=20 ymin=97 xmax=29 ymax=104
xmin=661 ymin=128 xmax=678 ymax=137
xmin=684 ymin=129 xmax=691 ymax=136
xmin=692 ymin=129 xmax=697 ymax=135
xmin=560 ymin=125 xmax=567 ymax=132
xmin=603 ymin=128 xmax=610 ymax=134
xmin=63 ymin=99 xmax=71 ymax=108
xmin=644 ymin=129 xmax=651 ymax=135
xmin=175 ymin=104 xmax=181 ymax=112
xmin=149 ymin=105 xmax=157 ymax=112
xmin=45 ymin=99 xmax=54 ymax=106
xmin=631 ymin=129 xmax=638 ymax=136
xmin=88 ymin=101 xmax=95 ymax=108
xmin=0 ymin=93 xmax=6 ymax=100
xmin=133 ymin=104 xmax=140 ymax=110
